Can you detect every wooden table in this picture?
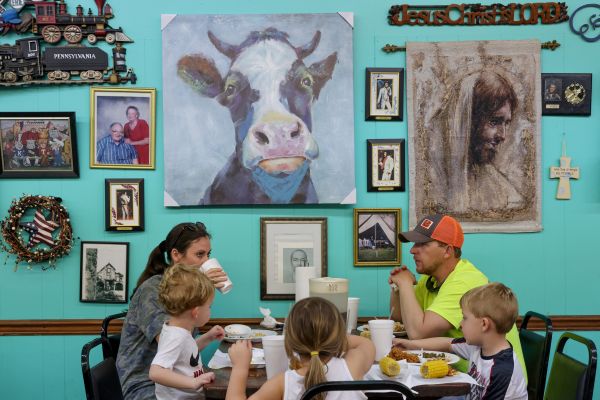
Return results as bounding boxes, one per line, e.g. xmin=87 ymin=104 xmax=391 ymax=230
xmin=204 ymin=340 xmax=471 ymax=400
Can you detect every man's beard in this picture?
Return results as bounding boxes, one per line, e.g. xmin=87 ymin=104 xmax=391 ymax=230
xmin=470 ymin=140 xmax=498 ymax=165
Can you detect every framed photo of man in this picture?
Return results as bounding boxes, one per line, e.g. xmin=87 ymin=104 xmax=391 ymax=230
xmin=541 ymin=73 xmax=592 ymax=116
xmin=354 ymin=208 xmax=401 ymax=266
xmin=80 ymin=241 xmax=129 ymax=304
xmin=367 ymin=139 xmax=405 ymax=192
xmin=90 ymin=87 xmax=156 ymax=169
xmin=260 ymin=217 xmax=327 ymax=300
xmin=105 ymin=179 xmax=144 ymax=231
xmin=365 ymin=68 xmax=403 ymax=121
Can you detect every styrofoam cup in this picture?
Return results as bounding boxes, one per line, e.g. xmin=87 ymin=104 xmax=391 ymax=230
xmin=346 ymin=297 xmax=360 ymax=333
xmin=200 ymin=258 xmax=233 ymax=294
xmin=262 ymin=335 xmax=288 ymax=379
xmin=368 ymin=319 xmax=394 ymax=361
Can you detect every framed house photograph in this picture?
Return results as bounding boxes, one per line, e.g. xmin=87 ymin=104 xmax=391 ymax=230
xmin=90 ymin=87 xmax=156 ymax=169
xmin=367 ymin=139 xmax=405 ymax=192
xmin=0 ymin=112 xmax=78 ymax=178
xmin=542 ymin=73 xmax=592 ymax=116
xmin=105 ymin=179 xmax=144 ymax=231
xmin=354 ymin=208 xmax=401 ymax=266
xmin=260 ymin=217 xmax=327 ymax=300
xmin=80 ymin=241 xmax=129 ymax=303
xmin=365 ymin=68 xmax=404 ymax=121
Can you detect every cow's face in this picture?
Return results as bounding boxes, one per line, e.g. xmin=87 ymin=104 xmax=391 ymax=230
xmin=178 ymin=29 xmax=337 ymax=175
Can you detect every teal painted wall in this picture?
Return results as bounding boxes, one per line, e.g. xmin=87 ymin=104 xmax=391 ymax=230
xmin=0 ymin=0 xmax=599 ymax=398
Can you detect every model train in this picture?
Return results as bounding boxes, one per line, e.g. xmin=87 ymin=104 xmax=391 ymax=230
xmin=0 ymin=37 xmax=136 ymax=84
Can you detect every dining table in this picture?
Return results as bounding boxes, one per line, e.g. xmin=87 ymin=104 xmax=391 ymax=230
xmin=203 ymin=330 xmax=472 ymax=400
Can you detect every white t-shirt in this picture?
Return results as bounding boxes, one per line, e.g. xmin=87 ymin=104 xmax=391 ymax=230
xmin=451 ymin=338 xmax=527 ymax=400
xmin=283 ymin=357 xmax=367 ymax=400
xmin=151 ymin=322 xmax=205 ymax=400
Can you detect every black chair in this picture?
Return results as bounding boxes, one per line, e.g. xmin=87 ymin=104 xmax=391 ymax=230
xmin=299 ymin=380 xmax=417 ymax=400
xmin=81 ymin=336 xmax=124 ymax=400
xmin=100 ymin=311 xmax=127 ymax=360
xmin=519 ymin=311 xmax=553 ymax=400
xmin=544 ymin=332 xmax=597 ymax=400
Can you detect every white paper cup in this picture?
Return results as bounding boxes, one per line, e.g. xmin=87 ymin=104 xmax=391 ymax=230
xmin=368 ymin=319 xmax=394 ymax=361
xmin=200 ymin=258 xmax=233 ymax=294
xmin=262 ymin=335 xmax=288 ymax=379
xmin=346 ymin=297 xmax=360 ymax=333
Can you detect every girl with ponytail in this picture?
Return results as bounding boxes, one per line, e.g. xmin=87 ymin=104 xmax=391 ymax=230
xmin=226 ymin=297 xmax=375 ymax=400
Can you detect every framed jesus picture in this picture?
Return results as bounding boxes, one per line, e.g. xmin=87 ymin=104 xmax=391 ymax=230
xmin=367 ymin=139 xmax=405 ymax=192
xmin=365 ymin=68 xmax=403 ymax=121
xmin=105 ymin=178 xmax=144 ymax=231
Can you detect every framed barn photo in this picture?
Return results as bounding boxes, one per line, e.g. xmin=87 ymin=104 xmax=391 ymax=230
xmin=542 ymin=73 xmax=592 ymax=116
xmin=260 ymin=217 xmax=327 ymax=300
xmin=105 ymin=178 xmax=144 ymax=231
xmin=80 ymin=241 xmax=129 ymax=304
xmin=90 ymin=87 xmax=156 ymax=169
xmin=365 ymin=68 xmax=403 ymax=121
xmin=0 ymin=112 xmax=79 ymax=179
xmin=367 ymin=139 xmax=405 ymax=192
xmin=354 ymin=208 xmax=401 ymax=267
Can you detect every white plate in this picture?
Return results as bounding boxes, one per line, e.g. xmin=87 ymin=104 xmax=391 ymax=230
xmin=224 ymin=329 xmax=278 ymax=342
xmin=357 ymin=324 xmax=407 ymax=336
xmin=392 ymin=350 xmax=460 ymax=365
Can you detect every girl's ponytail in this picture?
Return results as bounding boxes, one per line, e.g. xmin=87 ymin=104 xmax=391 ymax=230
xmin=304 ymin=351 xmax=327 ymax=400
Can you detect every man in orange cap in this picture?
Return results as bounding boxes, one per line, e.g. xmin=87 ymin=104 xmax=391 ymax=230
xmin=389 ymin=214 xmax=525 ymax=375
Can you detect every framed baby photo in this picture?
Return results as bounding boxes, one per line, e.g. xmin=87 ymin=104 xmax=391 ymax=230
xmin=367 ymin=139 xmax=405 ymax=192
xmin=105 ymin=179 xmax=145 ymax=231
xmin=80 ymin=241 xmax=129 ymax=304
xmin=365 ymin=68 xmax=404 ymax=121
xmin=0 ymin=112 xmax=79 ymax=179
xmin=90 ymin=87 xmax=156 ymax=169
xmin=542 ymin=73 xmax=592 ymax=116
xmin=354 ymin=208 xmax=401 ymax=267
xmin=260 ymin=217 xmax=328 ymax=300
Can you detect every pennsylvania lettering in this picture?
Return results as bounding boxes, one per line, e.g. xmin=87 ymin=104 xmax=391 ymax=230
xmin=53 ymin=53 xmax=98 ymax=60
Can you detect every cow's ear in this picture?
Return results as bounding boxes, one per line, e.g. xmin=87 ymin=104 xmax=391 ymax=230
xmin=177 ymin=54 xmax=223 ymax=98
xmin=307 ymin=52 xmax=338 ymax=99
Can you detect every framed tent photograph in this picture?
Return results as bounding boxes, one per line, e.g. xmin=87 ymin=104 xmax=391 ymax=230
xmin=354 ymin=208 xmax=401 ymax=266
xmin=80 ymin=241 xmax=129 ymax=304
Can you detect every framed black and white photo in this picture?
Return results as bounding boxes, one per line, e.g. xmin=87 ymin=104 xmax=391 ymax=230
xmin=365 ymin=68 xmax=404 ymax=121
xmin=542 ymin=73 xmax=592 ymax=116
xmin=80 ymin=241 xmax=129 ymax=303
xmin=105 ymin=178 xmax=144 ymax=231
xmin=260 ymin=217 xmax=327 ymax=300
xmin=354 ymin=208 xmax=401 ymax=267
xmin=367 ymin=139 xmax=405 ymax=192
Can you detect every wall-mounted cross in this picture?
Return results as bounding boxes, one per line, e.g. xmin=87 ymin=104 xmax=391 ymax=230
xmin=550 ymin=156 xmax=579 ymax=200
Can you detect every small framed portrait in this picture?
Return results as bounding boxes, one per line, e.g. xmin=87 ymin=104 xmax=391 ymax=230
xmin=90 ymin=87 xmax=156 ymax=169
xmin=0 ymin=112 xmax=78 ymax=179
xmin=105 ymin=179 xmax=144 ymax=231
xmin=260 ymin=217 xmax=327 ymax=300
xmin=354 ymin=208 xmax=401 ymax=266
xmin=365 ymin=68 xmax=404 ymax=121
xmin=542 ymin=73 xmax=592 ymax=116
xmin=80 ymin=241 xmax=129 ymax=303
xmin=367 ymin=139 xmax=405 ymax=192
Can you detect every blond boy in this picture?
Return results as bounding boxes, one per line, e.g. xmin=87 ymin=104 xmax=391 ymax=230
xmin=393 ymin=283 xmax=527 ymax=400
xmin=149 ymin=264 xmax=225 ymax=400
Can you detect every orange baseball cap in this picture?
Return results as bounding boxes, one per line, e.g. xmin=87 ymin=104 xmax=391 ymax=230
xmin=398 ymin=214 xmax=464 ymax=248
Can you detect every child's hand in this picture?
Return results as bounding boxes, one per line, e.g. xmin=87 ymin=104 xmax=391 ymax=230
xmin=207 ymin=325 xmax=225 ymax=341
xmin=192 ymin=371 xmax=215 ymax=389
xmin=228 ymin=340 xmax=252 ymax=368
xmin=392 ymin=338 xmax=409 ymax=349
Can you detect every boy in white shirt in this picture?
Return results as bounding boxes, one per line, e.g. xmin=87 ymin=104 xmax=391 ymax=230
xmin=394 ymin=282 xmax=527 ymax=400
xmin=149 ymin=264 xmax=225 ymax=399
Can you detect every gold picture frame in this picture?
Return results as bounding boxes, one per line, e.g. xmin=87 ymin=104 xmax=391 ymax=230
xmin=354 ymin=208 xmax=401 ymax=266
xmin=90 ymin=87 xmax=156 ymax=169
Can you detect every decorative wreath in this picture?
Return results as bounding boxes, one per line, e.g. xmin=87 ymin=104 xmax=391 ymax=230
xmin=1 ymin=195 xmax=74 ymax=270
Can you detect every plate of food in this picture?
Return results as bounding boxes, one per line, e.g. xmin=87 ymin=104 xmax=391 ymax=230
xmin=357 ymin=321 xmax=407 ymax=336
xmin=387 ymin=348 xmax=460 ymax=365
xmin=224 ymin=329 xmax=278 ymax=342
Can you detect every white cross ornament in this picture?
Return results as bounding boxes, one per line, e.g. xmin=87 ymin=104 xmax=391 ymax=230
xmin=550 ymin=139 xmax=579 ymax=200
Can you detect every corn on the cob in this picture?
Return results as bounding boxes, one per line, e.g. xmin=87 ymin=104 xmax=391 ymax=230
xmin=420 ymin=359 xmax=449 ymax=378
xmin=379 ymin=356 xmax=401 ymax=377
xmin=360 ymin=330 xmax=371 ymax=339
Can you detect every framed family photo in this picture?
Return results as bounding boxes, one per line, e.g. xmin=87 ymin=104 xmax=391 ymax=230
xmin=367 ymin=139 xmax=405 ymax=192
xmin=90 ymin=87 xmax=156 ymax=169
xmin=354 ymin=208 xmax=401 ymax=266
xmin=365 ymin=68 xmax=403 ymax=121
xmin=80 ymin=241 xmax=129 ymax=303
xmin=260 ymin=217 xmax=327 ymax=300
xmin=542 ymin=73 xmax=592 ymax=116
xmin=105 ymin=179 xmax=144 ymax=231
xmin=0 ymin=112 xmax=78 ymax=179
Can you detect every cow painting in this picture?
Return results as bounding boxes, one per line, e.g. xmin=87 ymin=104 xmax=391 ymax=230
xmin=162 ymin=14 xmax=355 ymax=206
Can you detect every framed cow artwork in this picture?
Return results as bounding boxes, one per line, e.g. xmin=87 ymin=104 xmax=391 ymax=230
xmin=162 ymin=13 xmax=356 ymax=206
